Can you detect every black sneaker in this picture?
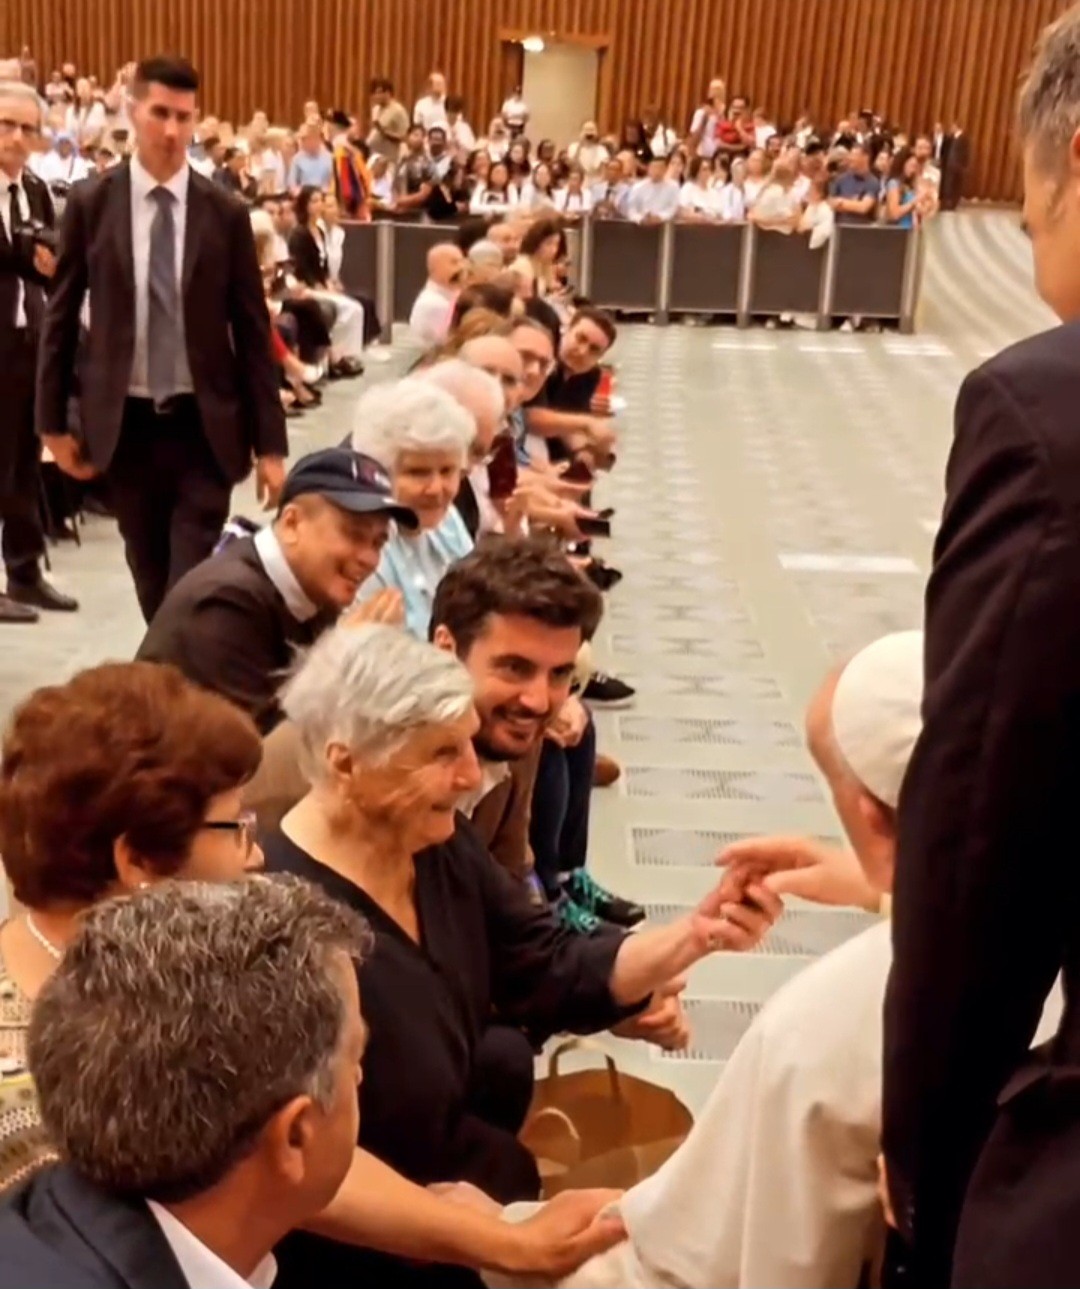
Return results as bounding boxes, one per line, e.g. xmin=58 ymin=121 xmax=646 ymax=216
xmin=582 ymin=671 xmax=636 ymax=708
xmin=585 ymin=560 xmax=623 ymax=591
xmin=562 ymin=869 xmax=646 ymax=929
xmin=554 ymin=891 xmax=603 ymax=936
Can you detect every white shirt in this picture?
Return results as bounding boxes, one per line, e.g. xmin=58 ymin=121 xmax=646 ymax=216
xmin=187 ymin=151 xmax=214 ymax=178
xmin=31 ymin=149 xmax=90 ymax=185
xmin=689 ymin=106 xmax=721 ymax=157
xmin=64 ymin=100 xmax=106 ymax=143
xmin=128 ymin=154 xmax=193 ymax=398
xmin=447 ymin=117 xmax=476 ymax=153
xmin=413 ymin=94 xmax=449 ymax=132
xmin=714 ymin=181 xmax=746 ymax=222
xmin=253 ymin=146 xmax=286 ymax=190
xmin=501 ymin=95 xmax=529 ymax=129
xmin=752 ymin=182 xmax=802 ymax=229
xmin=552 ymin=186 xmax=592 ymax=214
xmin=147 ymin=1201 xmax=277 ymax=1289
xmin=253 ymin=525 xmax=318 ymax=621
xmin=754 ymin=122 xmax=777 ymax=148
xmin=626 ymin=177 xmax=680 ymax=223
xmin=567 ymin=141 xmax=610 ymax=181
xmin=469 ymin=184 xmax=519 ymax=214
xmin=408 ymin=280 xmax=457 ymax=345
xmin=743 ymin=175 xmax=767 ymax=210
xmin=647 ymin=124 xmax=679 ymax=159
xmin=319 ymin=219 xmax=345 ymax=280
xmin=678 ymin=181 xmax=718 ymax=215
xmin=0 ymin=172 xmax=30 ymax=327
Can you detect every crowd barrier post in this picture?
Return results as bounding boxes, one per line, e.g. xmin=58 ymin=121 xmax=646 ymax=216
xmin=899 ymin=228 xmax=924 ymax=334
xmin=655 ymin=221 xmax=674 ymax=324
xmin=736 ymin=223 xmax=755 ymax=327
xmin=816 ymin=230 xmax=840 ymax=330
xmin=577 ymin=215 xmax=595 ymax=297
xmin=375 ymin=221 xmax=395 ymax=344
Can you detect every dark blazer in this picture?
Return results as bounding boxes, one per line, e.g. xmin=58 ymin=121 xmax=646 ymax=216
xmin=883 ymin=320 xmax=1080 ymax=1287
xmin=0 ymin=1163 xmax=187 ymax=1289
xmin=35 ymin=161 xmax=287 ymax=481
xmin=0 ymin=168 xmax=54 ymax=344
xmin=136 ymin=535 xmax=335 ymax=734
xmin=287 ymin=224 xmax=329 ymax=288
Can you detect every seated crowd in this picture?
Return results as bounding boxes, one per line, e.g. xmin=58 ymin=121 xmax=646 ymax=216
xmin=0 ymin=47 xmax=977 ymax=1289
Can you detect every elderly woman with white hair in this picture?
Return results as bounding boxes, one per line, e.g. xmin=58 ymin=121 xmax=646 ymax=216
xmin=263 ymin=622 xmax=781 ymax=1287
xmin=351 ymin=378 xmax=478 ymax=637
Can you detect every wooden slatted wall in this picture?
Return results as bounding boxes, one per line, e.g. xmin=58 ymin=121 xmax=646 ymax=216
xmin=2 ymin=0 xmax=1073 ymax=200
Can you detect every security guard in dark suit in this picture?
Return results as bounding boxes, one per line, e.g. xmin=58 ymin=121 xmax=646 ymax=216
xmin=0 ymin=78 xmax=77 ymax=621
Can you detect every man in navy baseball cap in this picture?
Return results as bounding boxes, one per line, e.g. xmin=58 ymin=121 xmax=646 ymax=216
xmin=138 ymin=447 xmax=417 ymax=734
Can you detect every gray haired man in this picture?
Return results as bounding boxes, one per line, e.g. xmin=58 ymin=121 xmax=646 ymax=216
xmin=0 ymin=877 xmax=370 ymax=1289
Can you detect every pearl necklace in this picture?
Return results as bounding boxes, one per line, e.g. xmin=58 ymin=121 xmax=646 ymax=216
xmin=24 ymin=913 xmax=62 ymax=961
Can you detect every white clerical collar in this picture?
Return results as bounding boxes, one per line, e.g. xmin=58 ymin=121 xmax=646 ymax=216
xmin=130 ymin=152 xmax=190 ymax=206
xmin=253 ymin=525 xmax=319 ymax=622
xmin=147 ymin=1200 xmax=277 ymax=1289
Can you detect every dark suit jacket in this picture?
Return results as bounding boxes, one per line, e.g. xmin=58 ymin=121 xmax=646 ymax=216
xmin=0 ymin=1163 xmax=188 ymax=1289
xmin=287 ymin=224 xmax=329 ymax=288
xmin=35 ymin=161 xmax=287 ymax=481
xmin=941 ymin=131 xmax=971 ymax=175
xmin=136 ymin=535 xmax=334 ymax=734
xmin=0 ymin=169 xmax=54 ymax=345
xmin=884 ymin=320 xmax=1080 ymax=1286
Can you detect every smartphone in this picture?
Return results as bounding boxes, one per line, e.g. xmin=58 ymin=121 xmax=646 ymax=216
xmin=487 ymin=434 xmax=519 ymax=502
xmin=577 ymin=516 xmax=612 ymax=539
xmin=563 ymin=458 xmax=594 ymax=485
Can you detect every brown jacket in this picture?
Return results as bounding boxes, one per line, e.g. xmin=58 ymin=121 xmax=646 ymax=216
xmin=467 ymin=742 xmax=541 ymax=880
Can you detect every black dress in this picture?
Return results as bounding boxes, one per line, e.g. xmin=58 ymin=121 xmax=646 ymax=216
xmin=264 ymin=816 xmax=637 ymax=1288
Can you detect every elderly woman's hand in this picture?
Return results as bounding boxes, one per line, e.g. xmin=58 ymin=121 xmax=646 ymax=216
xmin=611 ymin=975 xmax=690 ymax=1051
xmin=691 ymin=878 xmax=784 ymax=954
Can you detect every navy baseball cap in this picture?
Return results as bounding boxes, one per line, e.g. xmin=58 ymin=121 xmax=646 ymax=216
xmin=279 ymin=448 xmax=418 ymax=530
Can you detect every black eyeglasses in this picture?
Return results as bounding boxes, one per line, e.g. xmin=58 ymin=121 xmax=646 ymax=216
xmin=201 ymin=810 xmax=258 ymax=856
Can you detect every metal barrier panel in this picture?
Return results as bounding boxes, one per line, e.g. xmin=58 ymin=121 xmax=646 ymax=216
xmin=831 ymin=225 xmax=911 ymax=319
xmin=392 ymin=224 xmax=457 ymax=323
xmin=587 ymin=221 xmax=663 ymax=311
xmin=340 ymin=223 xmax=379 ymax=300
xmin=749 ymin=229 xmax=826 ymax=315
xmin=668 ymin=223 xmax=744 ymax=314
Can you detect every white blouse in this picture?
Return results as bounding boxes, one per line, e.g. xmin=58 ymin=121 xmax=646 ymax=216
xmin=552 ymin=187 xmax=592 ymax=214
xmin=713 ymin=182 xmax=746 ymax=223
xmin=469 ymin=184 xmax=519 ymax=214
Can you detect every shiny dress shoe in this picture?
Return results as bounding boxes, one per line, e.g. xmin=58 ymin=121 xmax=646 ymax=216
xmin=593 ymin=752 xmax=622 ymax=788
xmin=7 ymin=578 xmax=79 ymax=612
xmin=0 ymin=594 xmax=39 ymax=623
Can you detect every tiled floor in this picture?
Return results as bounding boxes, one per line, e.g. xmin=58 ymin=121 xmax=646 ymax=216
xmin=0 ymin=211 xmax=1054 ymax=1109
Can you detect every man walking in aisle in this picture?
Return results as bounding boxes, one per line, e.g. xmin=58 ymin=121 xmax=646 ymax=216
xmin=36 ymin=55 xmax=286 ymax=621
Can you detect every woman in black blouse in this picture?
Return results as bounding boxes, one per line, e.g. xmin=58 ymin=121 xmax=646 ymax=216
xmin=287 ymin=185 xmax=364 ymax=375
xmin=264 ymin=621 xmax=781 ymax=1287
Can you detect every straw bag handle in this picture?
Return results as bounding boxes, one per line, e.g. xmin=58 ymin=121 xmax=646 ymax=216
xmin=547 ymin=1037 xmax=622 ymax=1099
